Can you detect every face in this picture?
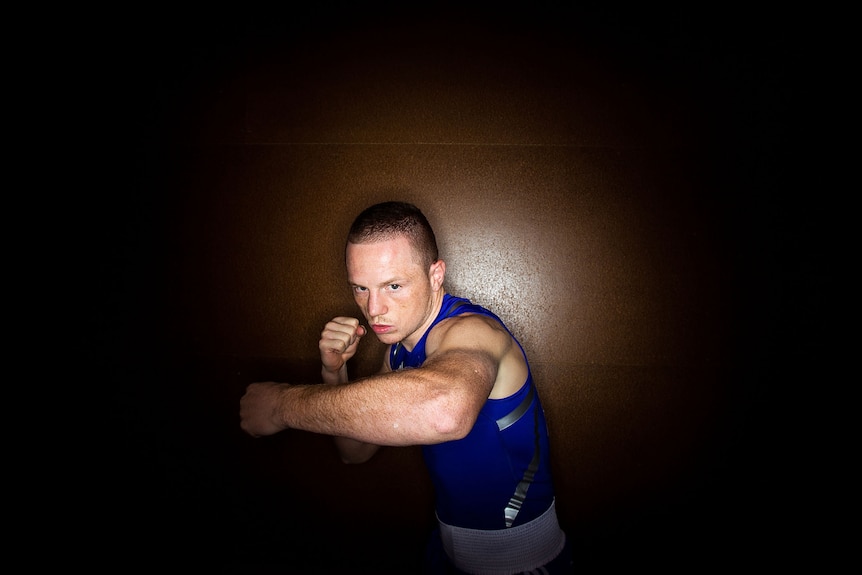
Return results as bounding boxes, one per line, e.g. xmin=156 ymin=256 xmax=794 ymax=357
xmin=346 ymin=236 xmax=445 ymax=349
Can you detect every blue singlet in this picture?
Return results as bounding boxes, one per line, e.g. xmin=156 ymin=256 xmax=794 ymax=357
xmin=389 ymin=294 xmax=556 ymax=530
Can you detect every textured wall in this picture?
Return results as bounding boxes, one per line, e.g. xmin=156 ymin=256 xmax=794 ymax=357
xmin=104 ymin=7 xmax=790 ymax=570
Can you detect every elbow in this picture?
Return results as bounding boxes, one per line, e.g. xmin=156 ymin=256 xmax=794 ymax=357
xmin=340 ymin=454 xmax=373 ymax=465
xmin=334 ymin=437 xmax=378 ymax=464
xmin=429 ymin=396 xmax=477 ymax=442
xmin=435 ymin=423 xmax=471 ymax=442
xmin=419 ymin=350 xmax=495 ymax=443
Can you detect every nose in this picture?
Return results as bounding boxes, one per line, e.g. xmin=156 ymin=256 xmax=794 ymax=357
xmin=367 ymin=291 xmax=388 ymax=318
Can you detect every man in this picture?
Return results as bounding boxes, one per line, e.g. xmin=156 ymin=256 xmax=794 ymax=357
xmin=240 ymin=201 xmax=572 ymax=573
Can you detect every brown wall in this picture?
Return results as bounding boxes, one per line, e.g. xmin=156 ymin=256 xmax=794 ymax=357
xmin=102 ymin=8 xmax=792 ymax=571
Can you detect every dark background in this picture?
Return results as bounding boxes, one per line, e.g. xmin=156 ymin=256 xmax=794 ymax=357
xmin=89 ymin=4 xmax=818 ymax=571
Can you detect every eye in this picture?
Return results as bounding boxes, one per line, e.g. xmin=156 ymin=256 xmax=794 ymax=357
xmin=389 ymin=284 xmax=401 ymax=291
xmin=353 ymin=286 xmax=368 ymax=293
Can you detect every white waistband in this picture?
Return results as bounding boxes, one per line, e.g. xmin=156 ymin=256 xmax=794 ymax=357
xmin=438 ymin=500 xmax=566 ymax=575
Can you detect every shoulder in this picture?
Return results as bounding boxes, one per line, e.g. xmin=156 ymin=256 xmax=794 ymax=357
xmin=425 ymin=312 xmax=512 ymax=358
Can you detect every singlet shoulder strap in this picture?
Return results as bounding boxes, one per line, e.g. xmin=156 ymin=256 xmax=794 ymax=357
xmin=446 ymin=299 xmax=467 ymax=316
xmin=390 ymin=296 xmax=470 ymax=369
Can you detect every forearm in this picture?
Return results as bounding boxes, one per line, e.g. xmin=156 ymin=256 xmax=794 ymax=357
xmin=321 ymin=363 xmax=348 ymax=385
xmin=278 ymin=377 xmax=437 ymax=445
xmin=322 ymin=363 xmax=380 ymax=461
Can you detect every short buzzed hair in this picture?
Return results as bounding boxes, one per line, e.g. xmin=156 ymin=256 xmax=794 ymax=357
xmin=347 ymin=201 xmax=439 ymax=269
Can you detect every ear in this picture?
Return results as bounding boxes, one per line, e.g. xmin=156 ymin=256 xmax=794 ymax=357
xmin=429 ymin=259 xmax=446 ymax=291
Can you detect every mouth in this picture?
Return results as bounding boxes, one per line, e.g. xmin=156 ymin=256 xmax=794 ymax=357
xmin=371 ymin=324 xmax=393 ymax=335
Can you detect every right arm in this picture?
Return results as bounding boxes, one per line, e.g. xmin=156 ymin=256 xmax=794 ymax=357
xmin=319 ymin=317 xmax=383 ymax=464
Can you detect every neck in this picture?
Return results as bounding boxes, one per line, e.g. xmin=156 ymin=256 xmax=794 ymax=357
xmin=401 ymin=291 xmax=447 ymax=351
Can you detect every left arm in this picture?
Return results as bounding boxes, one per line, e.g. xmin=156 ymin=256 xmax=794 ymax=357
xmin=239 ymin=314 xmax=514 ymax=445
xmin=239 ymin=347 xmax=496 ymax=445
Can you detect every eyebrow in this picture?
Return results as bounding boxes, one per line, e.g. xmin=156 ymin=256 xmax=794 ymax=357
xmin=349 ymin=277 xmax=408 ymax=288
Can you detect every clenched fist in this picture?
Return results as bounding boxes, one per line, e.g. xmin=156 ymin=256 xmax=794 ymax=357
xmin=239 ymin=381 xmax=289 ymax=437
xmin=319 ymin=317 xmax=366 ymax=376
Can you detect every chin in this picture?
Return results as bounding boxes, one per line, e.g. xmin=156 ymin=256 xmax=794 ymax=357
xmin=374 ymin=333 xmax=401 ymax=346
